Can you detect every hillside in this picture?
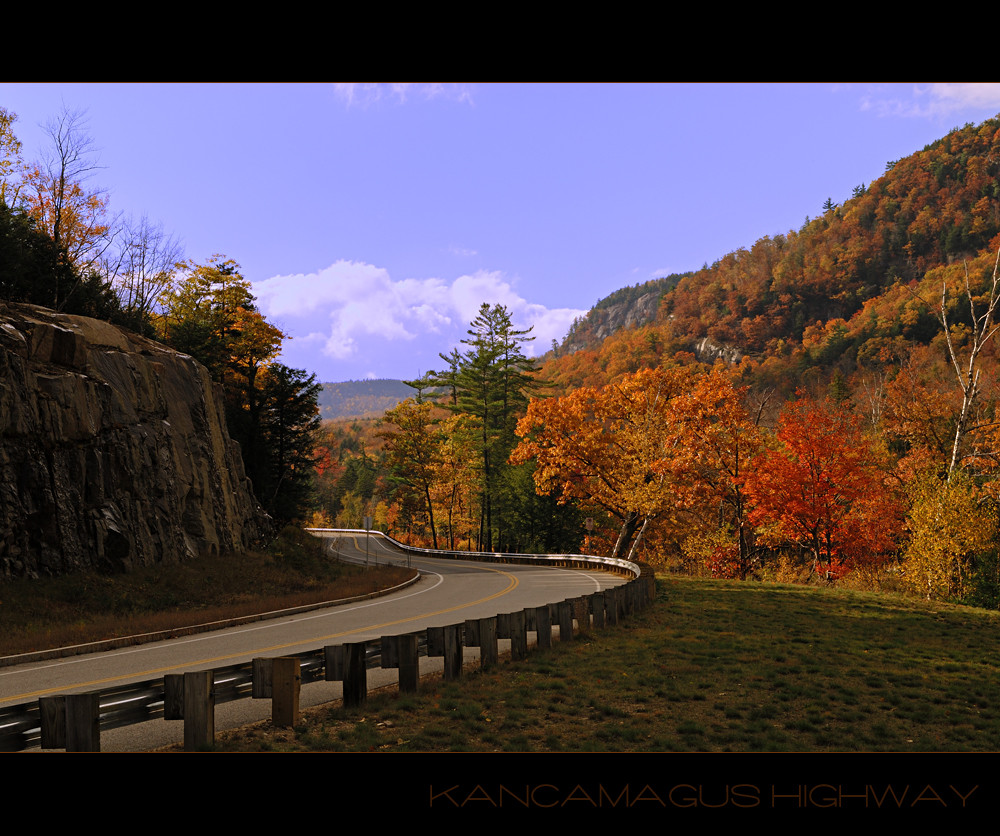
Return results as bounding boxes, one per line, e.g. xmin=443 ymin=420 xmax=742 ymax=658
xmin=318 ymin=379 xmax=414 ymax=420
xmin=541 ymin=117 xmax=1000 ymax=396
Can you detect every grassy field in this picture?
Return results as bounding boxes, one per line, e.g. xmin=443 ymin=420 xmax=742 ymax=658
xmin=207 ymin=575 xmax=1000 ymax=753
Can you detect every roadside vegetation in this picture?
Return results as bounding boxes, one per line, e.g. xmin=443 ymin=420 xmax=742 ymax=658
xmin=205 ymin=575 xmax=1000 ymax=753
xmin=0 ymin=527 xmax=412 ymax=658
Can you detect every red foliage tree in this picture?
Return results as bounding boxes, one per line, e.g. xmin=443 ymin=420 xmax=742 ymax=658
xmin=744 ymin=396 xmax=904 ymax=578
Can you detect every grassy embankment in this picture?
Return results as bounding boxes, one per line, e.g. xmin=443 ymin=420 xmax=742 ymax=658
xmin=0 ymin=526 xmax=412 ymax=658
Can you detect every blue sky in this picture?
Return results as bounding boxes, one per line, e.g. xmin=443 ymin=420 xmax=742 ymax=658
xmin=3 ymin=82 xmax=1000 ymax=383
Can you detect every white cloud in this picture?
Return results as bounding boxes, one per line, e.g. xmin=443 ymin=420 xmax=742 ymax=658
xmin=860 ymin=83 xmax=1000 ymax=118
xmin=253 ymin=261 xmax=587 ymax=375
xmin=333 ymin=83 xmax=474 ymax=108
xmin=923 ymin=83 xmax=1000 ymax=112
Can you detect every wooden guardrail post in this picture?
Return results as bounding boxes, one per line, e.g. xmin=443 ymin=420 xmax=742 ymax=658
xmin=65 ymin=693 xmax=101 ymax=752
xmin=557 ymin=600 xmax=574 ymax=642
xmin=592 ymin=591 xmax=606 ymax=629
xmin=605 ymin=587 xmax=620 ymax=625
xmin=572 ymin=597 xmax=590 ymax=634
xmin=479 ymin=617 xmax=498 ymax=670
xmin=272 ymin=657 xmax=300 ymax=727
xmin=183 ymin=670 xmax=215 ymax=751
xmin=340 ymin=642 xmax=368 ymax=707
xmin=534 ymin=604 xmax=552 ymax=649
xmin=164 ymin=674 xmax=184 ymax=720
xmin=524 ymin=607 xmax=536 ymax=634
xmin=623 ymin=582 xmax=636 ymax=617
xmin=443 ymin=624 xmax=463 ymax=680
xmin=427 ymin=625 xmax=463 ymax=680
xmin=39 ymin=696 xmax=65 ymax=749
xmin=464 ymin=618 xmax=498 ymax=670
xmin=510 ymin=610 xmax=527 ymax=660
xmin=464 ymin=619 xmax=480 ymax=648
xmin=382 ymin=634 xmax=420 ymax=692
xmin=324 ymin=645 xmax=343 ymax=680
xmin=252 ymin=658 xmax=272 ymax=698
xmin=327 ymin=642 xmax=369 ymax=707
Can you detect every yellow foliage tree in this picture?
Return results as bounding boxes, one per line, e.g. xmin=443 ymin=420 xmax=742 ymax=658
xmin=0 ymin=107 xmax=24 ymax=207
xmin=902 ymin=471 xmax=998 ymax=600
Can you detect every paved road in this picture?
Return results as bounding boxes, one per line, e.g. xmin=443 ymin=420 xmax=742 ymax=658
xmin=2 ymin=532 xmax=628 ymax=751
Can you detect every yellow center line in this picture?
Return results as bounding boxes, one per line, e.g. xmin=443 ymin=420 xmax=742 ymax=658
xmin=2 ymin=564 xmax=519 ymax=705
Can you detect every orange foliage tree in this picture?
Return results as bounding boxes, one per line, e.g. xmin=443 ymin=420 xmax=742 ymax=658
xmin=668 ymin=366 xmax=763 ymax=578
xmin=511 ymin=365 xmax=759 ymax=565
xmin=378 ymin=399 xmax=445 ymax=549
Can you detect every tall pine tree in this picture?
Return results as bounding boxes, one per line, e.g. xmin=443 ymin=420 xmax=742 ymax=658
xmin=431 ymin=303 xmax=537 ymax=551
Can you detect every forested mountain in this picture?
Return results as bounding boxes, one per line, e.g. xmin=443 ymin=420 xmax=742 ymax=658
xmin=543 ymin=117 xmax=1000 ymax=396
xmin=317 ymin=379 xmax=415 ymax=420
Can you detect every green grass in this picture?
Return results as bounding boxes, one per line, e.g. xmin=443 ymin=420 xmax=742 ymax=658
xmin=209 ymin=575 xmax=1000 ymax=752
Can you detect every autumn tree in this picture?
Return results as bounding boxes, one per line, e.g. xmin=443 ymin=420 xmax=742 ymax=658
xmin=513 ymin=366 xmax=698 ymax=561
xmin=20 ymin=107 xmax=117 ymax=303
xmin=743 ymin=395 xmax=904 ymax=579
xmin=378 ymin=399 xmax=445 ymax=548
xmin=0 ymin=196 xmax=123 ymax=321
xmin=668 ymin=366 xmax=763 ymax=578
xmin=433 ymin=412 xmax=481 ymax=550
xmin=0 ymin=107 xmax=24 ymax=207
xmin=157 ymin=256 xmax=259 ymax=379
xmin=901 ymin=470 xmax=998 ymax=601
xmin=156 ymin=256 xmax=320 ymax=521
xmin=0 ymin=201 xmax=77 ymax=306
xmin=224 ymin=307 xmax=288 ymax=493
xmin=929 ymin=247 xmax=1000 ymax=480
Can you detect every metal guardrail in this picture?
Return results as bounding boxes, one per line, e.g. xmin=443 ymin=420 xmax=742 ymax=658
xmin=309 ymin=527 xmax=641 ymax=577
xmin=1 ymin=534 xmax=649 ymax=752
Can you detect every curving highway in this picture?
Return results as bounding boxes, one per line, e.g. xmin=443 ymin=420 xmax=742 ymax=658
xmin=1 ymin=531 xmax=629 ymax=751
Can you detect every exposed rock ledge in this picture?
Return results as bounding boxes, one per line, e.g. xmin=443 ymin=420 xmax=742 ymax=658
xmin=560 ymin=289 xmax=662 ymax=355
xmin=0 ymin=302 xmax=270 ymax=579
xmin=693 ymin=336 xmax=743 ymax=366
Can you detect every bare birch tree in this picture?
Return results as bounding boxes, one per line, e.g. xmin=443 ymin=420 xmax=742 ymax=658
xmin=937 ymin=248 xmax=1000 ymax=480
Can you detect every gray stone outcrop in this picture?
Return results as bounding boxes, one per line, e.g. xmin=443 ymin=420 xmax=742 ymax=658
xmin=561 ymin=290 xmax=662 ymax=355
xmin=0 ymin=302 xmax=270 ymax=579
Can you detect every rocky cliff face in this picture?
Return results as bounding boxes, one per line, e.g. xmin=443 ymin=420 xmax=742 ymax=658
xmin=560 ymin=290 xmax=663 ymax=355
xmin=0 ymin=302 xmax=270 ymax=579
